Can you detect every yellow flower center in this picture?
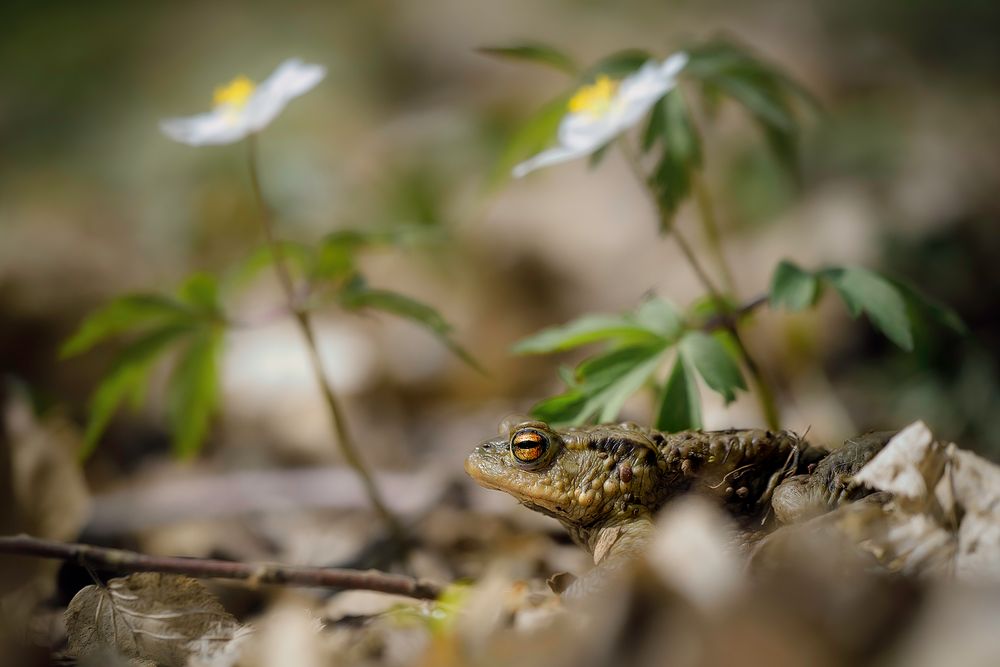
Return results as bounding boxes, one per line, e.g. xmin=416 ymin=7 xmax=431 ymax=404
xmin=568 ymin=75 xmax=618 ymax=117
xmin=213 ymin=75 xmax=256 ymax=108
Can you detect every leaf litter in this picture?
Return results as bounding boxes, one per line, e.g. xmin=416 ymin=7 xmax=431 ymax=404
xmin=33 ymin=421 xmax=1000 ymax=666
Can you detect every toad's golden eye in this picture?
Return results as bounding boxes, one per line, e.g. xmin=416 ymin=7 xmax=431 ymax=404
xmin=511 ymin=429 xmax=548 ymax=464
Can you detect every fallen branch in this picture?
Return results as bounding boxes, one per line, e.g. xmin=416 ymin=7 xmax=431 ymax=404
xmin=0 ymin=534 xmax=443 ymax=600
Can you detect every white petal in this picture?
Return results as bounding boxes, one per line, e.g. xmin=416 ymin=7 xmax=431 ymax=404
xmin=244 ymin=58 xmax=326 ymax=132
xmin=658 ymin=52 xmax=689 ymax=80
xmin=159 ymin=109 xmax=251 ymax=146
xmin=612 ymin=58 xmax=682 ymax=129
xmin=612 ymin=52 xmax=688 ymax=131
xmin=512 ymin=143 xmax=594 ymax=178
xmin=558 ymin=110 xmax=623 ymax=151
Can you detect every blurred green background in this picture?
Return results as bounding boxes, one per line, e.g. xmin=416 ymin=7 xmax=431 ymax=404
xmin=2 ymin=0 xmax=999 ymax=477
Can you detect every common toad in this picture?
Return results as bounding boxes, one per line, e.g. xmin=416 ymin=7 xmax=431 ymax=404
xmin=466 ymin=417 xmax=891 ymax=594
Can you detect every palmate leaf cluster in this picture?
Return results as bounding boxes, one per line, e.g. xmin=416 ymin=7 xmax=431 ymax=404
xmin=514 ymin=296 xmax=744 ymax=432
xmin=769 ymin=261 xmax=966 ymax=351
xmin=516 ymin=263 xmax=964 ymax=432
xmin=63 ymin=226 xmax=475 ymax=459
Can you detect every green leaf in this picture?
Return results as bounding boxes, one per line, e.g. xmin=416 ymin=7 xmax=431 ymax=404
xmin=312 ymin=227 xmax=443 ymax=282
xmin=556 ymin=364 xmax=576 ymax=387
xmin=492 ymin=93 xmax=570 ymax=186
xmin=166 ymin=328 xmax=222 ymax=459
xmin=579 ymin=344 xmax=666 ymax=422
xmin=478 ymin=42 xmax=578 ymax=75
xmin=531 ymin=389 xmax=589 ymax=425
xmin=769 ymin=260 xmax=820 ymax=311
xmin=229 ymin=241 xmax=314 ymax=287
xmin=720 ymin=74 xmax=800 ymax=175
xmin=687 ymin=294 xmax=740 ymax=321
xmin=665 ymin=90 xmax=702 ymax=165
xmin=340 ymin=285 xmax=482 ymax=372
xmin=684 ymin=41 xmax=754 ymax=78
xmin=643 ymin=90 xmax=703 ymax=227
xmin=649 ymin=148 xmax=693 ymax=226
xmin=889 ymin=279 xmax=967 ymax=336
xmin=679 ymin=330 xmax=746 ymax=403
xmin=592 ymin=348 xmax=665 ymax=422
xmin=323 ymin=226 xmax=443 ymax=251
xmin=584 ymin=49 xmax=652 ymax=79
xmin=641 ymin=99 xmax=662 ymax=152
xmin=822 ymin=267 xmax=913 ymax=350
xmin=81 ymin=323 xmax=194 ymax=459
xmin=536 ymin=343 xmax=666 ymax=424
xmin=588 ymin=141 xmax=612 ymax=169
xmin=685 ymin=40 xmax=808 ymax=175
xmin=760 ymin=120 xmax=800 ymax=178
xmin=61 ymin=295 xmax=190 ymax=358
xmin=655 ymin=355 xmax=702 ymax=432
xmin=512 ymin=314 xmax=660 ymax=354
xmin=714 ymin=73 xmax=795 ymax=132
xmin=314 ymin=238 xmax=358 ymax=281
xmin=576 ymin=342 xmax=661 ymax=384
xmin=177 ymin=273 xmax=221 ymax=314
xmin=635 ymin=297 xmax=684 ymax=340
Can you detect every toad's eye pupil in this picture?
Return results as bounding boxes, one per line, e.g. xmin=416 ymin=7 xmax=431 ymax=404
xmin=511 ymin=430 xmax=548 ymax=463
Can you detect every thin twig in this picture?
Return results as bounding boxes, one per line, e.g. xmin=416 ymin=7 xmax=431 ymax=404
xmin=245 ymin=135 xmax=403 ymax=539
xmin=0 ymin=535 xmax=442 ymax=600
xmin=617 ymin=139 xmax=781 ymax=430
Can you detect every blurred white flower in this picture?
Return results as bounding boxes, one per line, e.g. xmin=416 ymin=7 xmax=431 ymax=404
xmin=513 ymin=52 xmax=689 ymax=178
xmin=160 ymin=58 xmax=326 ymax=146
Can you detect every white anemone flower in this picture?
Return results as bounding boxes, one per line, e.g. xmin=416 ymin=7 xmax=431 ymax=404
xmin=160 ymin=58 xmax=326 ymax=146
xmin=512 ymin=52 xmax=689 ymax=178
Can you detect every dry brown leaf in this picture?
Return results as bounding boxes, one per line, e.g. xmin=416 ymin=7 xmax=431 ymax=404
xmin=3 ymin=390 xmax=90 ymax=541
xmin=852 ymin=421 xmax=947 ymax=505
xmin=946 ymin=447 xmax=1000 ymax=581
xmin=231 ymin=603 xmax=326 ymax=667
xmin=1 ymin=391 xmax=91 ymax=612
xmin=64 ymin=573 xmax=251 ymax=667
xmin=841 ymin=422 xmax=1000 ymax=581
xmin=946 ymin=447 xmax=1000 ymax=516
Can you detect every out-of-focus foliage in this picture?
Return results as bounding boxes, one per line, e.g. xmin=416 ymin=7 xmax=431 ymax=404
xmin=516 ymin=296 xmax=744 ymax=429
xmin=62 ymin=274 xmax=225 ymax=459
xmin=63 ymin=226 xmax=476 ymax=459
xmin=499 ymin=38 xmax=965 ymax=431
xmin=516 ymin=260 xmax=963 ymax=431
xmin=477 ymin=43 xmax=578 ymax=75
xmin=770 ymin=261 xmax=967 ymax=350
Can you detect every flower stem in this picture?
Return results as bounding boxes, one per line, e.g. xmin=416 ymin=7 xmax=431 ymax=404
xmin=618 ymin=140 xmax=780 ymax=430
xmin=691 ymin=171 xmax=736 ymax=295
xmin=245 ymin=135 xmax=403 ymax=539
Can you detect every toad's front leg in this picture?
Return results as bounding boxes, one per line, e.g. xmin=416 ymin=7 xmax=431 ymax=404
xmin=561 ymin=513 xmax=656 ymax=599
